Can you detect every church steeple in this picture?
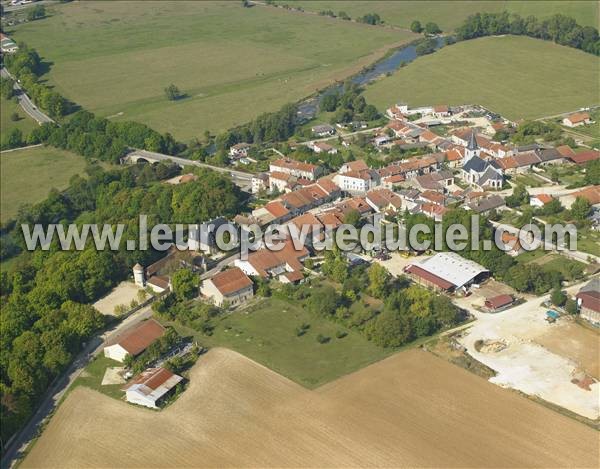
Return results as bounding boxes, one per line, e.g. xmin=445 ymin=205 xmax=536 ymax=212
xmin=467 ymin=130 xmax=478 ymax=150
xmin=465 ymin=130 xmax=480 ymax=161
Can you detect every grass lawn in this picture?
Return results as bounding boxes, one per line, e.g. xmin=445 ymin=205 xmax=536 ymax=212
xmin=69 ymin=354 xmax=124 ymax=400
xmin=577 ymin=229 xmax=600 ymax=257
xmin=286 ymin=1 xmax=598 ymax=31
xmin=513 ymin=173 xmax=546 ymax=188
xmin=0 ymin=146 xmax=87 ymax=222
xmin=9 ymin=1 xmax=415 ymax=141
xmin=1 ymin=96 xmax=37 ymax=138
xmin=171 ymin=297 xmax=392 ymax=388
xmin=530 ymin=253 xmax=586 ymax=280
xmin=364 ymin=36 xmax=600 ymax=121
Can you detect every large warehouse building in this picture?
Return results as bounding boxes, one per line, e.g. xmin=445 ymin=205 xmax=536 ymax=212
xmin=405 ymin=252 xmax=489 ymax=293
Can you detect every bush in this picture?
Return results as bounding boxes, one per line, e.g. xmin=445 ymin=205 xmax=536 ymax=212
xmin=335 ymin=330 xmax=348 ymax=339
xmin=316 ymin=334 xmax=330 ymax=344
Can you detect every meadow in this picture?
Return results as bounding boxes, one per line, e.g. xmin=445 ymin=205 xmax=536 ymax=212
xmin=21 ymin=348 xmax=597 ymax=468
xmin=9 ymin=1 xmax=414 ymax=141
xmin=0 ymin=146 xmax=86 ymax=222
xmin=287 ymin=0 xmax=598 ymax=30
xmin=0 ymin=97 xmax=36 ymax=138
xmin=364 ymin=36 xmax=600 ymax=121
xmin=172 ymin=297 xmax=391 ymax=388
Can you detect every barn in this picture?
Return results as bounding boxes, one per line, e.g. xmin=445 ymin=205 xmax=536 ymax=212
xmin=405 ymin=252 xmax=489 ymax=293
xmin=104 ymin=319 xmax=165 ymax=362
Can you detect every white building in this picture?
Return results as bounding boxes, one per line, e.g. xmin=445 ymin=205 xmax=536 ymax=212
xmin=333 ymin=170 xmax=381 ymax=195
xmin=200 ymin=267 xmax=254 ymax=307
xmin=562 ymin=112 xmax=591 ymax=128
xmin=104 ymin=319 xmax=165 ymax=363
xmin=124 ymin=367 xmax=183 ymax=409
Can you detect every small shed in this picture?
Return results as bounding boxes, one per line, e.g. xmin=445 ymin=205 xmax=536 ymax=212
xmin=484 ymin=294 xmax=514 ymax=312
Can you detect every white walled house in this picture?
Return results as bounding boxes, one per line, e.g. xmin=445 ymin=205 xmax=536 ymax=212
xmin=562 ymin=112 xmax=591 ymax=128
xmin=200 ymin=267 xmax=254 ymax=307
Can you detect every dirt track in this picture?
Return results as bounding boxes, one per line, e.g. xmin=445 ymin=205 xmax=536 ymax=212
xmin=22 ymin=348 xmax=599 ymax=468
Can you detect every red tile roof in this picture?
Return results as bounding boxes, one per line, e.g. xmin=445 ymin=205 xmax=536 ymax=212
xmin=565 ymin=112 xmax=590 ymax=124
xmin=114 ymin=319 xmax=165 ymax=356
xmin=123 ymin=367 xmax=177 ymax=391
xmin=209 ymin=267 xmax=253 ymax=295
xmin=569 ymin=150 xmax=600 ymax=165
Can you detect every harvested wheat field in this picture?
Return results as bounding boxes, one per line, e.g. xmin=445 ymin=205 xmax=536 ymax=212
xmin=23 ymin=348 xmax=598 ymax=468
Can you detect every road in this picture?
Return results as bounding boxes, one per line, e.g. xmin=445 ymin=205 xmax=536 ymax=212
xmin=2 ymin=0 xmax=57 ymax=13
xmin=124 ymin=149 xmax=254 ymax=189
xmin=0 ymin=67 xmax=54 ymax=125
xmin=490 ymin=220 xmax=599 ymax=264
xmin=0 ymin=305 xmax=154 ymax=469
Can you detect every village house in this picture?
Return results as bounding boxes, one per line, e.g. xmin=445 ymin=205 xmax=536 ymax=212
xmin=310 ymin=141 xmax=338 ymax=154
xmin=104 ymin=319 xmax=165 ymax=363
xmin=228 ymin=142 xmax=251 ymax=158
xmin=411 ymin=170 xmax=454 ymax=192
xmin=200 ymin=267 xmax=254 ymax=307
xmin=568 ymin=149 xmax=600 ymax=165
xmin=187 ymin=217 xmax=233 ymax=254
xmin=500 ymin=232 xmax=523 ymax=256
xmin=234 ymin=239 xmax=309 ymax=280
xmin=432 ymin=105 xmax=451 ymax=118
xmin=365 ymin=188 xmax=402 ymax=214
xmin=465 ymin=194 xmax=506 ymax=215
xmin=311 ymin=124 xmax=335 ymax=137
xmin=269 ymin=158 xmax=323 ymax=181
xmin=334 ymin=169 xmax=381 ymax=195
xmin=123 ymin=367 xmax=183 ymax=409
xmin=251 ymin=173 xmax=269 ymax=194
xmin=562 ymin=111 xmax=592 ymax=128
xmin=530 ymin=193 xmax=554 ymax=208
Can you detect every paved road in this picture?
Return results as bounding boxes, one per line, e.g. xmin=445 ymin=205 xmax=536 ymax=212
xmin=0 ymin=67 xmax=54 ymax=124
xmin=490 ymin=220 xmax=599 ymax=264
xmin=3 ymin=0 xmax=57 ymax=12
xmin=0 ymin=306 xmax=154 ymax=469
xmin=124 ymin=149 xmax=254 ymax=189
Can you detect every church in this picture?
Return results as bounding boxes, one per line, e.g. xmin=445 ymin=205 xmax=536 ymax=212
xmin=460 ymin=131 xmax=504 ymax=190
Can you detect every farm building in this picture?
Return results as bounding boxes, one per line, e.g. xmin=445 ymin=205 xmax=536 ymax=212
xmin=104 ymin=319 xmax=165 ymax=362
xmin=576 ymin=278 xmax=600 ymax=326
xmin=484 ymin=294 xmax=514 ymax=312
xmin=200 ymin=267 xmax=254 ymax=307
xmin=123 ymin=367 xmax=183 ymax=409
xmin=405 ymin=252 xmax=489 ymax=293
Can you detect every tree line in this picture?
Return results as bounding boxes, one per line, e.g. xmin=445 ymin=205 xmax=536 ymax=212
xmin=455 ymin=11 xmax=600 ymax=55
xmin=0 ymin=162 xmax=244 ymax=443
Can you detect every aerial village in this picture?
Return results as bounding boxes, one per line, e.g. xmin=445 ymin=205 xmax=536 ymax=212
xmin=91 ymin=100 xmax=599 ymax=420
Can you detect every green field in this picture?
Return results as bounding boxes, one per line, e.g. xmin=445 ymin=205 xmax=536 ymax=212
xmin=1 ymin=96 xmax=37 ymax=138
xmin=364 ymin=36 xmax=600 ymax=121
xmin=287 ymin=1 xmax=598 ymax=30
xmin=9 ymin=1 xmax=414 ymax=141
xmin=0 ymin=146 xmax=87 ymax=222
xmin=172 ymin=297 xmax=392 ymax=388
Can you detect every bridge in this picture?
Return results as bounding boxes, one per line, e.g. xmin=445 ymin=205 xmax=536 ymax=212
xmin=122 ymin=149 xmax=254 ymax=189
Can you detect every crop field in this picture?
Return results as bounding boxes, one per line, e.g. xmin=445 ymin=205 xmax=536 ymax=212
xmin=8 ymin=1 xmax=414 ymax=141
xmin=286 ymin=1 xmax=598 ymax=30
xmin=0 ymin=97 xmax=36 ymax=138
xmin=364 ymin=36 xmax=600 ymax=121
xmin=172 ymin=297 xmax=391 ymax=388
xmin=22 ymin=348 xmax=597 ymax=468
xmin=0 ymin=146 xmax=86 ymax=222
